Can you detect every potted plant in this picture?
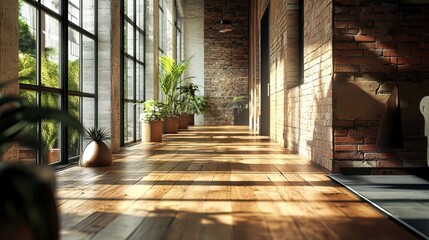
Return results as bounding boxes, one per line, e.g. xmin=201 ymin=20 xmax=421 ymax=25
xmin=191 ymin=95 xmax=209 ymax=125
xmin=158 ymin=55 xmax=189 ymax=133
xmin=0 ymin=80 xmax=82 ymax=240
xmin=139 ymin=99 xmax=165 ymax=142
xmin=177 ymin=82 xmax=198 ymax=129
xmin=79 ymin=126 xmax=112 ymax=167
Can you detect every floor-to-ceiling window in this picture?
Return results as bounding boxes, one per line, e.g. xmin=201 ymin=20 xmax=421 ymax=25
xmin=122 ymin=0 xmax=145 ymax=144
xmin=175 ymin=4 xmax=182 ymax=62
xmin=18 ymin=0 xmax=97 ymax=164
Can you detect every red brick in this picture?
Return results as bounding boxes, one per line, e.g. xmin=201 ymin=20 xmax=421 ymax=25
xmin=383 ymin=49 xmax=400 ymax=57
xmin=354 ymin=35 xmax=376 ymax=42
xmin=358 ymin=145 xmax=378 ymax=151
xmin=364 ymin=152 xmax=399 ymax=160
xmin=376 ymin=160 xmax=402 ymax=168
xmin=335 ymin=152 xmax=364 ymax=160
xmin=358 ymin=43 xmax=376 ymax=49
xmin=334 ymin=57 xmax=350 ymax=64
xmin=335 ymin=64 xmax=360 ymax=72
xmin=335 ymin=35 xmax=354 ymax=42
xmin=364 ymin=137 xmax=377 ymax=144
xmin=358 ymin=128 xmax=378 ymax=136
xmin=335 ymin=43 xmax=349 ymax=49
xmin=334 ymin=128 xmax=348 ymax=136
xmin=397 ymin=57 xmax=421 ymax=65
xmin=335 ymin=145 xmax=358 ymax=151
xmin=335 ymin=20 xmax=348 ymax=28
xmin=335 ymin=136 xmax=364 ymax=144
xmin=348 ymin=129 xmax=358 ymax=136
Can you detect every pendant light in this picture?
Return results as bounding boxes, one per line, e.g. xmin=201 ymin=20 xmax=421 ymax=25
xmin=220 ymin=0 xmax=232 ymax=33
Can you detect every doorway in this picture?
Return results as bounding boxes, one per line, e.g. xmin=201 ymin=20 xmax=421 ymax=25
xmin=260 ymin=5 xmax=270 ymax=136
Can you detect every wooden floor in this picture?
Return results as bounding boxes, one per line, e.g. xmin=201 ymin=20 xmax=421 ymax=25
xmin=57 ymin=126 xmax=417 ymax=240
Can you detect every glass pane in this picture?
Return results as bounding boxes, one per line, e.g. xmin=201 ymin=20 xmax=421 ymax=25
xmin=42 ymin=119 xmax=61 ymax=164
xmin=68 ymin=29 xmax=80 ymax=91
xmin=125 ymin=58 xmax=134 ymax=99
xmin=126 ymin=21 xmax=134 ymax=56
xmin=82 ymin=36 xmax=95 ymax=93
xmin=136 ymin=105 xmax=141 ymax=140
xmin=68 ymin=95 xmax=80 ymax=158
xmin=125 ymin=102 xmax=135 ymax=143
xmin=41 ymin=92 xmax=61 ymax=164
xmin=19 ymin=2 xmax=37 ymax=85
xmin=137 ymin=63 xmax=144 ymax=100
xmin=68 ymin=0 xmax=80 ymax=25
xmin=82 ymin=0 xmax=95 ymax=33
xmin=41 ymin=13 xmax=61 ymax=89
xmin=126 ymin=0 xmax=134 ymax=20
xmin=137 ymin=0 xmax=144 ymax=28
xmin=137 ymin=31 xmax=144 ymax=61
xmin=42 ymin=0 xmax=60 ymax=14
xmin=19 ymin=90 xmax=37 ymax=165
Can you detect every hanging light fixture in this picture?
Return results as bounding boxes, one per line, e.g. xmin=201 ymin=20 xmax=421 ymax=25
xmin=220 ymin=0 xmax=232 ymax=33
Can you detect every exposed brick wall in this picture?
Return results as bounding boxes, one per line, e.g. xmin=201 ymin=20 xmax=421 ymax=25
xmin=250 ymin=0 xmax=334 ymax=170
xmin=299 ymin=0 xmax=334 ymax=170
xmin=204 ymin=0 xmax=249 ymax=125
xmin=333 ymin=0 xmax=429 ymax=171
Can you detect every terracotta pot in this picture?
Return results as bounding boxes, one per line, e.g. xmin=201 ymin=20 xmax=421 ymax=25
xmin=141 ymin=121 xmax=163 ymax=142
xmin=188 ymin=114 xmax=195 ymax=125
xmin=48 ymin=149 xmax=60 ymax=164
xmin=179 ymin=114 xmax=189 ymax=130
xmin=163 ymin=117 xmax=179 ymax=134
xmin=79 ymin=140 xmax=112 ymax=167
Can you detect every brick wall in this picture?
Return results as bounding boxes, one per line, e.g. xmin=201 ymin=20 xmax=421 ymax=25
xmin=299 ymin=0 xmax=334 ymax=170
xmin=204 ymin=0 xmax=249 ymax=125
xmin=250 ymin=0 xmax=334 ymax=170
xmin=270 ymin=0 xmax=334 ymax=170
xmin=333 ymin=0 xmax=429 ymax=171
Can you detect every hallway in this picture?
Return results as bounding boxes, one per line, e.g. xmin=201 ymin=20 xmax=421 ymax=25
xmin=57 ymin=126 xmax=417 ymax=240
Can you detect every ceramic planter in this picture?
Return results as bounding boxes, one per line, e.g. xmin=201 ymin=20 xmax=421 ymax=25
xmin=164 ymin=117 xmax=179 ymax=134
xmin=141 ymin=120 xmax=163 ymax=142
xmin=179 ymin=114 xmax=189 ymax=130
xmin=79 ymin=140 xmax=112 ymax=167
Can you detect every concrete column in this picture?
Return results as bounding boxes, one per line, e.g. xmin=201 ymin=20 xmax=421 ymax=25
xmin=183 ymin=0 xmax=204 ymax=125
xmin=0 ymin=0 xmax=19 ymax=161
xmin=98 ymin=0 xmax=121 ymax=152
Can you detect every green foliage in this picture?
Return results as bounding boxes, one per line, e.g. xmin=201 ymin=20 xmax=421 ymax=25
xmin=194 ymin=95 xmax=209 ymax=114
xmin=177 ymin=83 xmax=209 ymax=115
xmin=84 ymin=126 xmax=110 ymax=143
xmin=18 ymin=49 xmax=81 ymax=150
xmin=0 ymin=81 xmax=83 ymax=157
xmin=158 ymin=55 xmax=190 ymax=117
xmin=139 ymin=99 xmax=166 ymax=122
xmin=232 ymin=96 xmax=248 ymax=113
xmin=18 ymin=18 xmax=36 ymax=56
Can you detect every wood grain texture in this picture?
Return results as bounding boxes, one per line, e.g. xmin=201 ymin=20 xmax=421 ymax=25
xmin=57 ymin=126 xmax=417 ymax=240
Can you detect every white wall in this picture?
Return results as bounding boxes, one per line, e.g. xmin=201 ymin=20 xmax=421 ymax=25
xmin=183 ymin=0 xmax=204 ymax=125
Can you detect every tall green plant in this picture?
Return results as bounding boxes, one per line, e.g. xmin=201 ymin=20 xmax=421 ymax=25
xmin=158 ymin=55 xmax=189 ymax=117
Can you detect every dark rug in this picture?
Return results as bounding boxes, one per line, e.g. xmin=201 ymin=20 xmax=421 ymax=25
xmin=329 ymin=174 xmax=429 ymax=240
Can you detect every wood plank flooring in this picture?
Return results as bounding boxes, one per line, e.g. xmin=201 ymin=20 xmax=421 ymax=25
xmin=57 ymin=126 xmax=418 ymax=240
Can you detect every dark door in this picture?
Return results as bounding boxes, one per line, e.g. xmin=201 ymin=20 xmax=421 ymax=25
xmin=260 ymin=6 xmax=270 ymax=136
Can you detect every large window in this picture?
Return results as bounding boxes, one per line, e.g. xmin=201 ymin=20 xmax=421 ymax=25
xmin=122 ymin=0 xmax=146 ymax=144
xmin=18 ymin=0 xmax=97 ymax=164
